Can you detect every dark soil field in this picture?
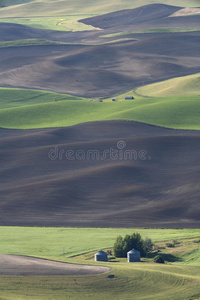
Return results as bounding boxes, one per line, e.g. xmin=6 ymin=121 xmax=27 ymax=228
xmin=0 ymin=4 xmax=200 ymax=97
xmin=81 ymin=4 xmax=200 ymax=30
xmin=0 ymin=121 xmax=200 ymax=228
xmin=0 ymin=32 xmax=199 ymax=97
xmin=0 ymin=4 xmax=200 ymax=228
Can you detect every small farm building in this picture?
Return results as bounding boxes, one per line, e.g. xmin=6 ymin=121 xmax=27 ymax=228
xmin=127 ymin=248 xmax=140 ymax=262
xmin=125 ymin=96 xmax=134 ymax=100
xmin=92 ymin=98 xmax=103 ymax=102
xmin=95 ymin=250 xmax=108 ymax=262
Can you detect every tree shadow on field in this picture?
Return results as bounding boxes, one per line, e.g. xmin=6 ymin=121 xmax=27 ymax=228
xmin=108 ymin=257 xmax=120 ymax=262
xmin=147 ymin=252 xmax=182 ymax=263
xmin=157 ymin=253 xmax=182 ymax=263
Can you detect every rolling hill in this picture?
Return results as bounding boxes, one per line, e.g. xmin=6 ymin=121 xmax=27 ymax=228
xmin=81 ymin=4 xmax=181 ymax=29
xmin=1 ymin=88 xmax=200 ymax=130
xmin=0 ymin=31 xmax=200 ymax=97
xmin=135 ymin=73 xmax=200 ymax=97
xmin=81 ymin=4 xmax=200 ymax=32
xmin=0 ymin=120 xmax=200 ymax=227
xmin=0 ymin=3 xmax=200 ymax=300
xmin=0 ymin=0 xmax=200 ymax=17
xmin=0 ymin=2 xmax=200 ymax=229
xmin=0 ymin=4 xmax=200 ymax=97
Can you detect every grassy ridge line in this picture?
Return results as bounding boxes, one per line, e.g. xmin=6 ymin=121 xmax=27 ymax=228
xmin=105 ymin=72 xmax=200 ymax=99
xmin=0 ymin=38 xmax=136 ymax=48
xmin=0 ymin=87 xmax=88 ymax=109
xmin=117 ymin=95 xmax=200 ymax=129
xmin=101 ymin=27 xmax=200 ymax=38
xmin=0 ymin=16 xmax=97 ymax=31
xmin=135 ymin=73 xmax=200 ymax=97
xmin=1 ymin=94 xmax=200 ymax=129
xmin=0 ymin=0 xmax=200 ymax=18
xmin=1 ymin=78 xmax=200 ymax=130
xmin=0 ymin=39 xmax=65 ymax=47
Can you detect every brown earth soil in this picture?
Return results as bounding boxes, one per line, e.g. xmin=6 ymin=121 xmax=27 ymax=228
xmin=0 ymin=120 xmax=200 ymax=228
xmin=0 ymin=4 xmax=200 ymax=97
xmin=0 ymin=254 xmax=110 ymax=276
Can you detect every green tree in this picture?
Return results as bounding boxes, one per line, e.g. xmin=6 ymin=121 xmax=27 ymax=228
xmin=113 ymin=232 xmax=152 ymax=258
xmin=143 ymin=237 xmax=153 ymax=257
xmin=131 ymin=233 xmax=145 ymax=256
xmin=122 ymin=235 xmax=132 ymax=257
xmin=113 ymin=235 xmax=124 ymax=257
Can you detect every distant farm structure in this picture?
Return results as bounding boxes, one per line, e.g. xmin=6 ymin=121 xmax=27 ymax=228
xmin=125 ymin=96 xmax=134 ymax=100
xmin=95 ymin=248 xmax=141 ymax=263
xmin=95 ymin=250 xmax=108 ymax=262
xmin=91 ymin=98 xmax=103 ymax=102
xmin=127 ymin=249 xmax=141 ymax=262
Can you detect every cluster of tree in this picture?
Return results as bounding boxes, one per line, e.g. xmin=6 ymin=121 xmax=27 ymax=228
xmin=113 ymin=233 xmax=153 ymax=258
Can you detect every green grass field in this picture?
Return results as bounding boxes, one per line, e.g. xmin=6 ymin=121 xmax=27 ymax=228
xmin=0 ymin=88 xmax=87 ymax=109
xmin=0 ymin=16 xmax=97 ymax=31
xmin=1 ymin=87 xmax=200 ymax=130
xmin=0 ymin=227 xmax=200 ymax=300
xmin=0 ymin=37 xmax=138 ymax=47
xmin=101 ymin=27 xmax=200 ymax=38
xmin=135 ymin=73 xmax=200 ymax=97
xmin=0 ymin=264 xmax=199 ymax=300
xmin=1 ymin=227 xmax=199 ymax=258
xmin=0 ymin=39 xmax=66 ymax=48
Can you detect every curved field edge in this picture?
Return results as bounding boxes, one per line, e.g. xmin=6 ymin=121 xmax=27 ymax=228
xmin=0 ymin=16 xmax=98 ymax=32
xmin=1 ymin=2 xmax=200 ymax=32
xmin=0 ymin=227 xmax=199 ymax=300
xmin=101 ymin=27 xmax=200 ymax=38
xmin=0 ymin=0 xmax=200 ymax=18
xmin=0 ymin=87 xmax=200 ymax=129
xmin=0 ymin=87 xmax=88 ymax=109
xmin=0 ymin=39 xmax=67 ymax=48
xmin=0 ymin=264 xmax=199 ymax=300
xmin=135 ymin=73 xmax=200 ymax=97
xmin=0 ymin=37 xmax=138 ymax=47
xmin=0 ymin=226 xmax=199 ymax=259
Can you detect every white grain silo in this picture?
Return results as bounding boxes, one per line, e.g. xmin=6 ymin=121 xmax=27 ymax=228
xmin=127 ymin=248 xmax=140 ymax=262
xmin=95 ymin=250 xmax=108 ymax=262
